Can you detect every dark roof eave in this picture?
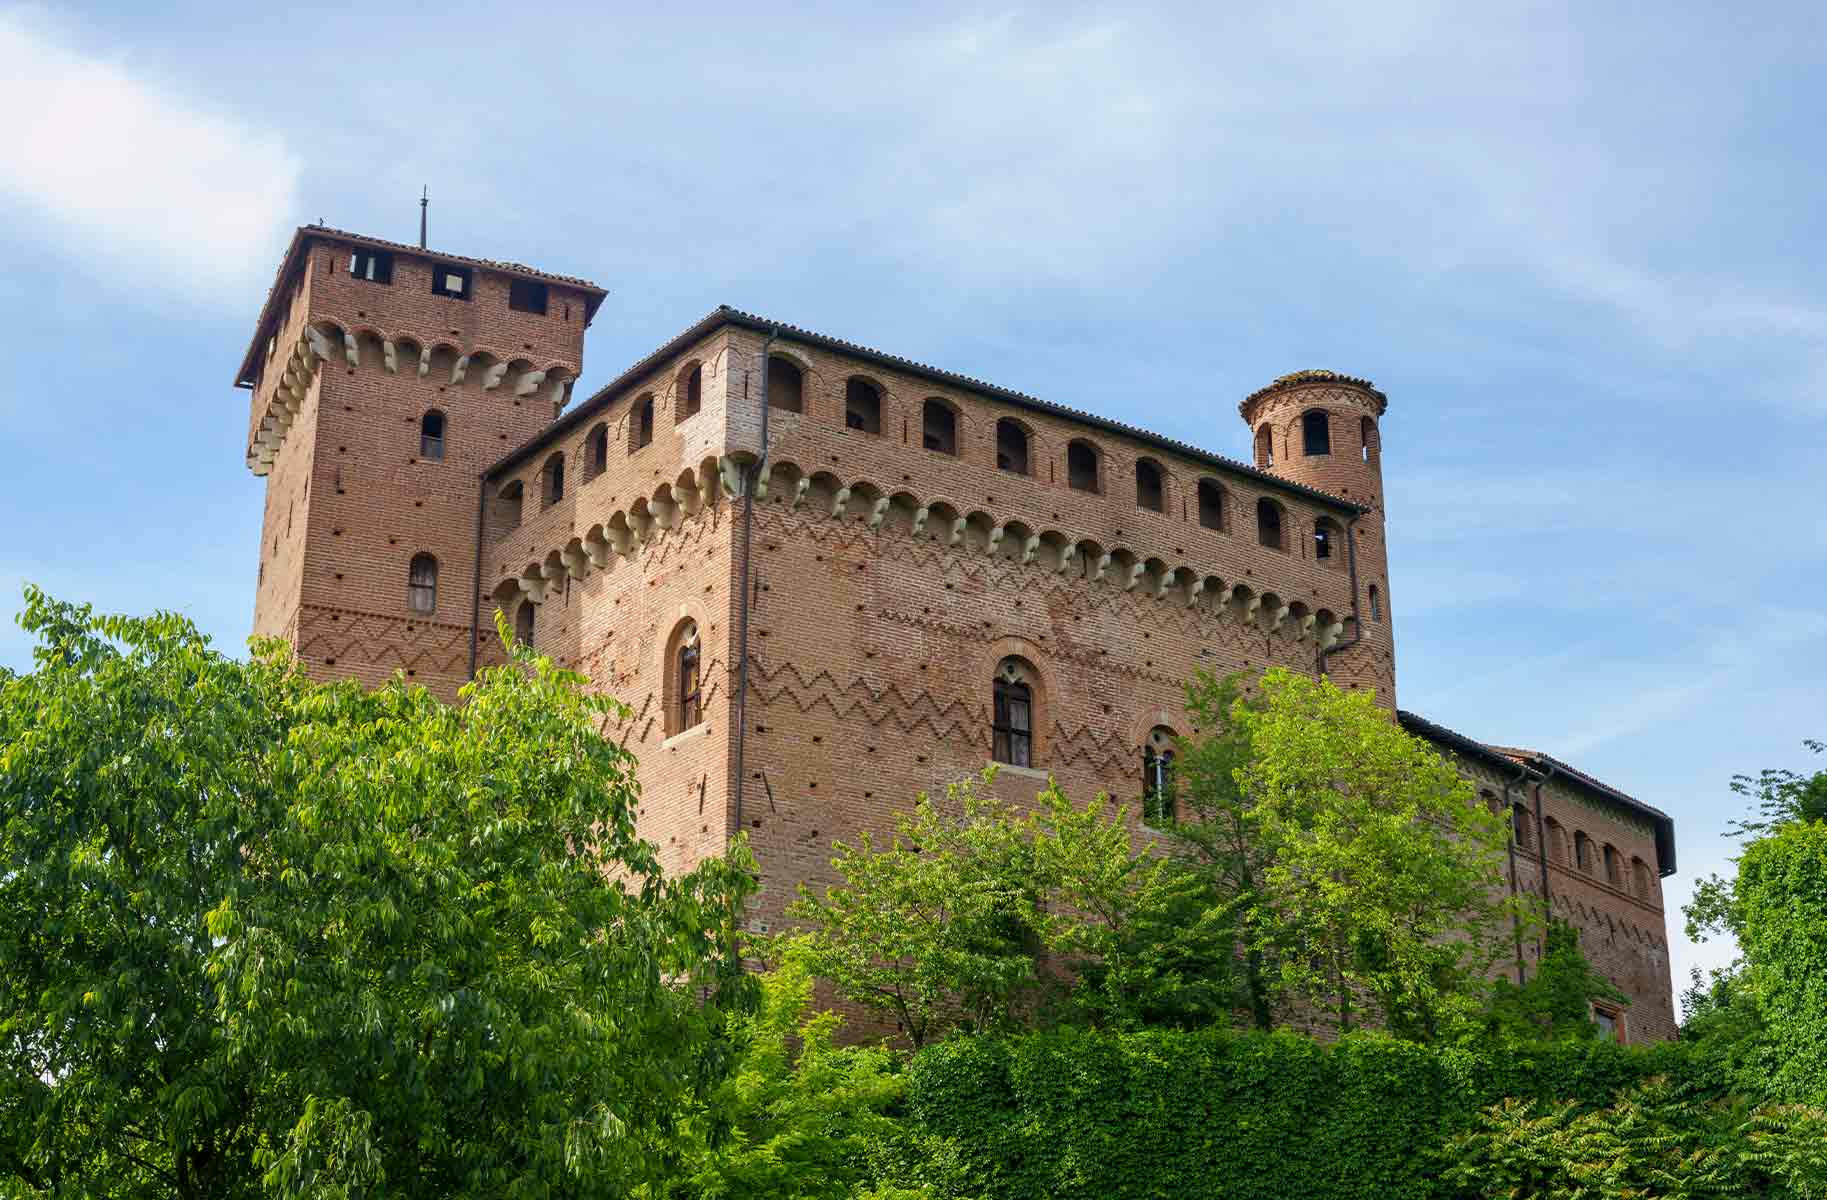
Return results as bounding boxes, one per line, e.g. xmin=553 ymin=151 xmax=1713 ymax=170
xmin=1399 ymin=710 xmax=1545 ymax=783
xmin=234 ymin=225 xmax=609 ymax=389
xmin=1487 ymin=744 xmax=1678 ymax=878
xmin=484 ymin=306 xmax=1369 ymax=516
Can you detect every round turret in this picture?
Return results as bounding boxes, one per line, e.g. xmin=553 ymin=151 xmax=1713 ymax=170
xmin=1240 ymin=370 xmax=1396 ymax=701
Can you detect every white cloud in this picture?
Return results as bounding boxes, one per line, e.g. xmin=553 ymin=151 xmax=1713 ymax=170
xmin=0 ymin=11 xmax=300 ymax=301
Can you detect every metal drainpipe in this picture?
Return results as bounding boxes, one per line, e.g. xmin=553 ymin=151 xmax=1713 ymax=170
xmin=730 ymin=327 xmax=780 ymax=841
xmin=1533 ymin=760 xmax=1557 ymax=959
xmin=467 ymin=471 xmax=487 ymax=680
xmin=1502 ymin=772 xmax=1525 ymax=984
xmin=1316 ymin=510 xmax=1364 ymax=678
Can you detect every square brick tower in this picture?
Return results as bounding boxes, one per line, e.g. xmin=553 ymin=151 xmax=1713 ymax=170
xmin=236 ymin=226 xmax=604 ymax=695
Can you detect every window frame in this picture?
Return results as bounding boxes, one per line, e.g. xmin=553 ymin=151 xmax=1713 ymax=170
xmin=844 ymin=377 xmax=882 ymax=434
xmin=678 ymin=640 xmax=702 ymax=731
xmin=1302 ymin=409 xmax=1332 ymax=457
xmin=995 ymin=418 xmax=1030 ymax=475
xmin=1135 ymin=457 xmax=1166 ymax=513
xmin=991 ymin=674 xmax=1032 ymax=767
xmin=767 ymin=355 xmax=804 ymax=414
xmin=430 ymin=262 xmax=474 ymax=300
xmin=633 ymin=396 xmax=655 ymax=452
xmin=407 ymin=553 xmax=438 ymax=615
xmin=922 ymin=399 xmax=958 ymax=456
xmin=1142 ymin=729 xmax=1177 ymax=825
xmin=350 ymin=249 xmax=394 ymax=284
xmin=507 ymin=278 xmax=549 ymax=315
xmin=419 ymin=410 xmax=446 ymax=461
xmin=514 ymin=599 xmax=536 ymax=648
xmin=1256 ymin=497 xmax=1285 ymax=550
xmin=1067 ymin=439 xmax=1101 ymax=493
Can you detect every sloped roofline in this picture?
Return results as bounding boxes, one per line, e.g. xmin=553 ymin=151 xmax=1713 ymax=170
xmin=484 ymin=305 xmax=1367 ymax=515
xmin=233 ymin=224 xmax=608 ymax=388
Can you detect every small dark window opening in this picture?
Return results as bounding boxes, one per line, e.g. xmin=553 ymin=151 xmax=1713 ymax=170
xmin=1302 ymin=409 xmax=1331 ymax=457
xmin=996 ymin=419 xmax=1029 ymax=474
xmin=1067 ymin=440 xmax=1099 ymax=492
xmin=1255 ymin=424 xmax=1274 ymax=468
xmin=1314 ymin=522 xmax=1334 ymax=560
xmin=431 ymin=263 xmax=473 ymax=299
xmin=633 ymin=397 xmax=655 ymax=451
xmin=496 ymin=480 xmax=524 ymax=531
xmin=419 ymin=410 xmax=446 ymax=460
xmin=1361 ymin=416 xmax=1376 ymax=463
xmin=767 ymin=356 xmax=803 ymax=413
xmin=1136 ymin=459 xmax=1165 ymax=512
xmin=1512 ymin=803 xmax=1531 ymax=849
xmin=992 ymin=675 xmax=1032 ymax=767
xmin=922 ymin=400 xmax=957 ymax=455
xmin=407 ymin=553 xmax=438 ymax=614
xmin=682 ymin=364 xmax=703 ymax=418
xmin=508 ymin=279 xmax=549 ymax=314
xmin=1604 ymin=845 xmax=1622 ymax=887
xmin=1197 ymin=479 xmax=1225 ymax=530
xmin=1593 ymin=1006 xmax=1621 ymax=1043
xmin=845 ymin=378 xmax=881 ymax=433
xmin=1143 ymin=739 xmax=1176 ymax=824
xmin=1575 ymin=832 xmax=1592 ymax=872
xmin=350 ymin=250 xmax=393 ymax=284
xmin=586 ymin=423 xmax=608 ymax=479
xmin=1368 ymin=584 xmax=1382 ymax=621
xmin=542 ymin=453 xmax=565 ymax=507
xmin=514 ymin=600 xmax=536 ymax=648
xmin=1256 ymin=498 xmax=1283 ymax=549
xmin=678 ymin=640 xmax=702 ymax=731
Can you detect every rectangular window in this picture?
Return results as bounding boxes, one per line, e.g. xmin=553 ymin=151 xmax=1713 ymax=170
xmin=431 ymin=263 xmax=473 ymax=299
xmin=350 ymin=250 xmax=393 ymax=284
xmin=508 ymin=279 xmax=549 ymax=314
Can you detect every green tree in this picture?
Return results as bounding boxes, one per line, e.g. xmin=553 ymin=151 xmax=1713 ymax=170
xmin=0 ymin=590 xmax=757 ymax=1197
xmin=1229 ymin=669 xmax=1527 ymax=1041
xmin=1485 ymin=920 xmax=1629 ymax=1043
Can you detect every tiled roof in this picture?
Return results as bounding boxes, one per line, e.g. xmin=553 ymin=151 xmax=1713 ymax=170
xmin=1400 ymin=712 xmax=1677 ymax=877
xmin=234 ymin=224 xmax=608 ymax=388
xmin=488 ymin=305 xmax=1368 ymax=515
xmin=1240 ymin=368 xmax=1388 ymax=418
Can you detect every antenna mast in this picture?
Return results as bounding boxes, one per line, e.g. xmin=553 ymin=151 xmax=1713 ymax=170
xmin=419 ymin=187 xmax=428 ymax=249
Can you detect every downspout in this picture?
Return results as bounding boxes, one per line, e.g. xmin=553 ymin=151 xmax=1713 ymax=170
xmin=1501 ymin=765 xmax=1531 ymax=984
xmin=730 ymin=327 xmax=780 ymax=841
xmin=1532 ymin=760 xmax=1556 ymax=961
xmin=467 ymin=470 xmax=487 ymax=680
xmin=1316 ymin=510 xmax=1364 ymax=678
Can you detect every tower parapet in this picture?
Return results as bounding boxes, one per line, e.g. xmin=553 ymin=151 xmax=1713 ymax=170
xmin=1240 ymin=370 xmax=1395 ymax=702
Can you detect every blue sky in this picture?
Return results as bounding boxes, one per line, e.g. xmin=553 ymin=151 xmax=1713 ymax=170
xmin=2 ymin=2 xmax=1822 ymax=996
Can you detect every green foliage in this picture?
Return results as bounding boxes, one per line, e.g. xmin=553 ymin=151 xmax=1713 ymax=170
xmin=657 ymin=960 xmax=943 ymax=1200
xmin=1736 ymin=820 xmax=1827 ymax=1104
xmin=0 ymin=591 xmax=757 ymax=1198
xmin=1485 ymin=920 xmax=1630 ymax=1043
xmin=1225 ymin=669 xmax=1531 ymax=1040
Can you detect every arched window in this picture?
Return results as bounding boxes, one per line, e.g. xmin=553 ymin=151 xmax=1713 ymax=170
xmin=1067 ymin=440 xmax=1100 ymax=492
xmin=680 ymin=362 xmax=702 ymax=419
xmin=1142 ymin=727 xmax=1176 ymax=824
xmin=1511 ymin=803 xmax=1533 ymax=851
xmin=1603 ymin=844 xmax=1622 ymax=887
xmin=1136 ymin=458 xmax=1165 ymax=512
xmin=1197 ymin=479 xmax=1225 ymax=531
xmin=1368 ymin=583 xmax=1382 ymax=621
xmin=585 ymin=423 xmax=608 ymax=480
xmin=407 ymin=553 xmax=438 ymax=614
xmin=494 ymin=480 xmax=524 ymax=532
xmin=1256 ymin=498 xmax=1283 ymax=549
xmin=1631 ymin=857 xmax=1653 ymax=899
xmin=675 ymin=621 xmax=702 ymax=732
xmin=996 ymin=419 xmax=1029 ymax=474
xmin=1302 ymin=409 xmax=1331 ymax=457
xmin=541 ymin=453 xmax=565 ymax=507
xmin=514 ymin=599 xmax=536 ymax=648
xmin=922 ymin=399 xmax=957 ymax=455
xmin=1544 ymin=817 xmax=1567 ymax=864
xmin=420 ymin=410 xmax=446 ymax=460
xmin=845 ymin=378 xmax=882 ymax=434
xmin=632 ymin=395 xmax=655 ymax=452
xmin=767 ymin=356 xmax=803 ymax=413
xmin=1574 ymin=831 xmax=1593 ymax=872
xmin=1361 ymin=416 xmax=1377 ymax=463
xmin=1314 ymin=517 xmax=1342 ymax=564
xmin=991 ymin=658 xmax=1034 ymax=767
xmin=1255 ymin=424 xmax=1274 ymax=468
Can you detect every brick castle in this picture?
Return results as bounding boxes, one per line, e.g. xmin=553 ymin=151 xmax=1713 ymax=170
xmin=238 ymin=225 xmax=1679 ymax=1041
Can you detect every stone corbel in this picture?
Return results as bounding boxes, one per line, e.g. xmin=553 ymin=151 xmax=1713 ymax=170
xmin=986 ymin=524 xmax=1005 ymax=556
xmin=1091 ymin=552 xmax=1112 ymax=583
xmin=1268 ymin=604 xmax=1290 ymax=633
xmin=676 ymin=480 xmax=702 ymax=516
xmin=583 ymin=529 xmax=614 ymax=569
xmin=547 ymin=376 xmax=567 ymax=409
xmin=1296 ymin=614 xmax=1317 ymax=641
xmin=1186 ymin=578 xmax=1205 ymax=608
xmin=451 ymin=355 xmax=471 ymax=386
xmin=718 ymin=456 xmax=746 ymax=499
xmin=1320 ymin=621 xmax=1345 ymax=650
xmin=514 ymin=368 xmax=548 ymax=397
xmin=482 ymin=361 xmax=509 ymax=391
xmin=830 ymin=486 xmax=852 ymax=519
xmin=1057 ymin=543 xmax=1078 ymax=575
xmin=517 ymin=575 xmax=547 ymax=604
xmin=911 ymin=505 xmax=929 ymax=536
xmin=630 ymin=512 xmax=655 ymax=544
xmin=541 ymin=561 xmax=566 ymax=591
xmin=1244 ymin=595 xmax=1262 ymax=624
xmin=753 ymin=462 xmax=774 ymax=502
xmin=608 ymin=524 xmax=635 ymax=555
xmin=947 ymin=517 xmax=967 ymax=547
xmin=1124 ymin=561 xmax=1146 ymax=592
xmin=562 ymin=545 xmax=590 ymax=581
xmin=382 ymin=340 xmax=398 ymax=374
xmin=304 ymin=327 xmax=335 ymax=365
xmin=1021 ymin=534 xmax=1040 ymax=564
xmin=791 ymin=477 xmax=811 ymax=508
xmin=867 ymin=497 xmax=891 ymax=530
xmin=341 ymin=332 xmax=359 ymax=368
xmin=653 ymin=498 xmax=679 ymax=531
xmin=417 ymin=346 xmax=432 ymax=379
